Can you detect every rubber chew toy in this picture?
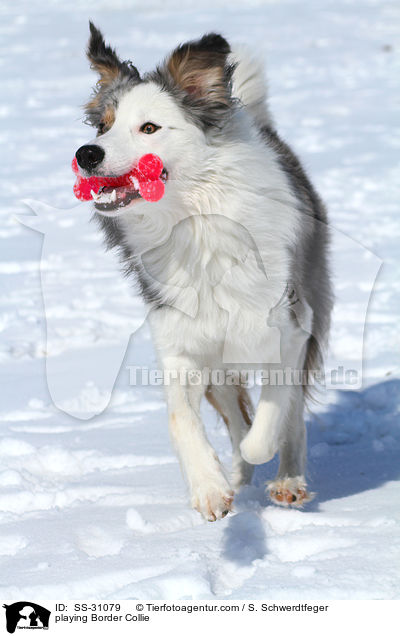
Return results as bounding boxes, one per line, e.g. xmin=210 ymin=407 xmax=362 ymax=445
xmin=72 ymin=153 xmax=165 ymax=203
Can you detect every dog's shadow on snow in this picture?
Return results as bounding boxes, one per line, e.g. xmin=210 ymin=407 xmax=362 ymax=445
xmin=222 ymin=379 xmax=400 ymax=564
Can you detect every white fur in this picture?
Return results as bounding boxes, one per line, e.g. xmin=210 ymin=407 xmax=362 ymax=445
xmin=229 ymin=45 xmax=274 ymax=128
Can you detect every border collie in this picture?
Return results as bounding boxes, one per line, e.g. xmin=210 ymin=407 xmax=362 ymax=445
xmin=75 ymin=23 xmax=333 ymax=521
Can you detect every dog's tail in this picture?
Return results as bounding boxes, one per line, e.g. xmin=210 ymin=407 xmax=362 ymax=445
xmin=229 ymin=45 xmax=273 ymax=128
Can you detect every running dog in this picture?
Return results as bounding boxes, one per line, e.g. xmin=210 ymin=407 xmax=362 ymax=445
xmin=74 ymin=23 xmax=333 ymax=520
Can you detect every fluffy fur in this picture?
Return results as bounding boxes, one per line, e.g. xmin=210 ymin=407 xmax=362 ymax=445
xmin=77 ymin=24 xmax=333 ymax=520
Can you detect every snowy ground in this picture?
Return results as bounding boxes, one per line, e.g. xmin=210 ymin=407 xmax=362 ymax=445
xmin=1 ymin=0 xmax=400 ymax=599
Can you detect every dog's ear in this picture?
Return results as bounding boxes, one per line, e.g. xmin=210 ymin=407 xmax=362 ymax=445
xmin=166 ymin=33 xmax=232 ymax=108
xmin=87 ymin=22 xmax=140 ymax=86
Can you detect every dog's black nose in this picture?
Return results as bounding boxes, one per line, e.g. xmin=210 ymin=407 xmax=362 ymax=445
xmin=75 ymin=144 xmax=105 ymax=172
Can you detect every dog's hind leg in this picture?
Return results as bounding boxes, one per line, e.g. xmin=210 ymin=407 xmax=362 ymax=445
xmin=265 ymin=297 xmax=315 ymax=506
xmin=205 ymin=384 xmax=254 ymax=491
xmin=267 ymin=383 xmax=313 ymax=507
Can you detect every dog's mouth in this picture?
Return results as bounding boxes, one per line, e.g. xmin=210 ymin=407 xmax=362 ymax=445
xmin=91 ymin=169 xmax=168 ymax=213
xmin=91 ymin=183 xmax=141 ymax=212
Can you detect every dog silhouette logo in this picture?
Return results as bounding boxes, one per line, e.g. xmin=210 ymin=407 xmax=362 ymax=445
xmin=17 ymin=200 xmax=381 ymax=419
xmin=3 ymin=602 xmax=51 ymax=633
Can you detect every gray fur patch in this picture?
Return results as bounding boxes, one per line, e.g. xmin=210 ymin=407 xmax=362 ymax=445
xmin=85 ymin=22 xmax=142 ymax=131
xmin=145 ymin=33 xmax=236 ymax=132
xmin=260 ymin=124 xmax=333 ymax=395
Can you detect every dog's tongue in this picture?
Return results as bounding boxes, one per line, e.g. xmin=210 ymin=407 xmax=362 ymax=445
xmin=72 ymin=153 xmax=165 ymax=203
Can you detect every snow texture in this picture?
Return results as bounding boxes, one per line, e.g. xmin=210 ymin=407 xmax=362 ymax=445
xmin=0 ymin=0 xmax=399 ymax=599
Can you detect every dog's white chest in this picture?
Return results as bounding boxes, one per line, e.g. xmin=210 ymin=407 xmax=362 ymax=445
xmin=144 ymin=219 xmax=285 ymax=362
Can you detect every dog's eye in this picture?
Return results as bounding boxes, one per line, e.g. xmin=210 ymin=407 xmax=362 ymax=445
xmin=97 ymin=122 xmax=105 ymax=136
xmin=140 ymin=122 xmax=160 ymax=134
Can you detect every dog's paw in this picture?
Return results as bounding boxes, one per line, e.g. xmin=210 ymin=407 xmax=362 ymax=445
xmin=191 ymin=478 xmax=234 ymax=522
xmin=239 ymin=426 xmax=277 ymax=465
xmin=267 ymin=476 xmax=314 ymax=508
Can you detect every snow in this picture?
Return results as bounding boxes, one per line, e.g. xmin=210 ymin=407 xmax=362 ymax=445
xmin=0 ymin=0 xmax=400 ymax=600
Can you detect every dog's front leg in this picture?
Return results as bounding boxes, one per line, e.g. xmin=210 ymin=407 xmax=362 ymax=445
xmin=163 ymin=356 xmax=233 ymax=521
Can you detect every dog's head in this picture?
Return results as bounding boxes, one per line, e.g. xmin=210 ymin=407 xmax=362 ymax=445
xmin=76 ymin=23 xmax=234 ymax=216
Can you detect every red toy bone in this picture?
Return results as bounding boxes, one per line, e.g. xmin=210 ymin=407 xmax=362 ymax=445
xmin=72 ymin=153 xmax=165 ymax=204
